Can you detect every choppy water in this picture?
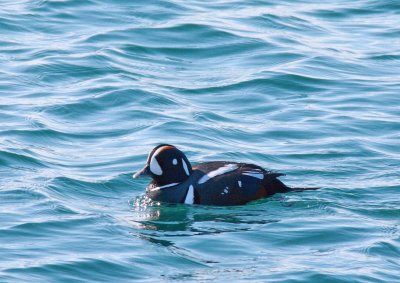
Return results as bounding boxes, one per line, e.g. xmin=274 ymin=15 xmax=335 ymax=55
xmin=1 ymin=0 xmax=400 ymax=282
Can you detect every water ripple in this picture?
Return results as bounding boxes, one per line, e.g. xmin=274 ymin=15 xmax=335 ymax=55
xmin=1 ymin=0 xmax=400 ymax=281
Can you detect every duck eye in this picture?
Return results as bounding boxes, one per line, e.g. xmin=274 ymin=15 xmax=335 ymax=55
xmin=172 ymin=159 xmax=178 ymax=165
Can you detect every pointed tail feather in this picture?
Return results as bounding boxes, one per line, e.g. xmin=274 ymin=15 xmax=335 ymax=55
xmin=268 ymin=177 xmax=319 ymax=195
xmin=288 ymin=187 xmax=320 ymax=192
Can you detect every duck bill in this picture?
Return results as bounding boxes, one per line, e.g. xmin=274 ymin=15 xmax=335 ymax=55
xmin=133 ymin=165 xmax=151 ymax=179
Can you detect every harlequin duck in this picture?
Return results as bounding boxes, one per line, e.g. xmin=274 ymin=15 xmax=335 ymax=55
xmin=133 ymin=144 xmax=317 ymax=206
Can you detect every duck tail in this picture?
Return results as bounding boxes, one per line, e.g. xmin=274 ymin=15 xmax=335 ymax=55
xmin=288 ymin=187 xmax=320 ymax=192
xmin=266 ymin=173 xmax=319 ymax=195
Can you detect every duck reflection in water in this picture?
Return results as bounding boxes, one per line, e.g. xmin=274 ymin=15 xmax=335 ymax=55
xmin=128 ymin=196 xmax=278 ymax=247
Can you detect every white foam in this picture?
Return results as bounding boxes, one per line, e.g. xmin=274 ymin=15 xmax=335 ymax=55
xmin=198 ymin=164 xmax=238 ymax=184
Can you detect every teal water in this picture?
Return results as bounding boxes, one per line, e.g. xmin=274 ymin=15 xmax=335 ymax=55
xmin=1 ymin=0 xmax=400 ymax=282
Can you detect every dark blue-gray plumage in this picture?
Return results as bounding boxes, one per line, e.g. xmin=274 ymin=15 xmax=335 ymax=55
xmin=134 ymin=144 xmax=317 ymax=206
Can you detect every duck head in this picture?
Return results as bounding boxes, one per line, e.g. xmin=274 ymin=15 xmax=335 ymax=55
xmin=133 ymin=144 xmax=193 ymax=186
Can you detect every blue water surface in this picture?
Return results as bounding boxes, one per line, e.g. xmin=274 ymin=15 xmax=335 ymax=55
xmin=1 ymin=0 xmax=399 ymax=282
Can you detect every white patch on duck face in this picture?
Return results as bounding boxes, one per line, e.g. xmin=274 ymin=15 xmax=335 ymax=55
xmin=238 ymin=180 xmax=242 ymax=188
xmin=198 ymin=164 xmax=238 ymax=184
xmin=182 ymin=158 xmax=190 ymax=176
xmin=147 ymin=145 xmax=175 ymax=175
xmin=149 ymin=156 xmax=163 ymax=175
xmin=242 ymin=171 xmax=264 ymax=180
xmin=184 ymin=185 xmax=194 ymax=204
xmin=151 ymin=182 xmax=179 ymax=191
xmin=148 ymin=145 xmax=175 ymax=176
xmin=172 ymin=158 xmax=178 ymax=165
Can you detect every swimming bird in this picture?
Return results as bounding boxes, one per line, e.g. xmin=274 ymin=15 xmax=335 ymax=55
xmin=133 ymin=144 xmax=317 ymax=206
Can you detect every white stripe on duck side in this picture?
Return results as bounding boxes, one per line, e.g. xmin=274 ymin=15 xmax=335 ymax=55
xmin=197 ymin=164 xmax=238 ymax=184
xmin=184 ymin=185 xmax=194 ymax=204
xmin=242 ymin=171 xmax=264 ymax=180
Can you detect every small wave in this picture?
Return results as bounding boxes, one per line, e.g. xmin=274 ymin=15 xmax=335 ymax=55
xmin=0 ymin=149 xmax=48 ymax=168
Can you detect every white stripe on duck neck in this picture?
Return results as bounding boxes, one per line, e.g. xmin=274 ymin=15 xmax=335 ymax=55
xmin=150 ymin=183 xmax=179 ymax=191
xmin=198 ymin=164 xmax=238 ymax=184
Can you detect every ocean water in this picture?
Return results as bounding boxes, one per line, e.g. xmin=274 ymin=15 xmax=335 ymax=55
xmin=1 ymin=0 xmax=399 ymax=282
